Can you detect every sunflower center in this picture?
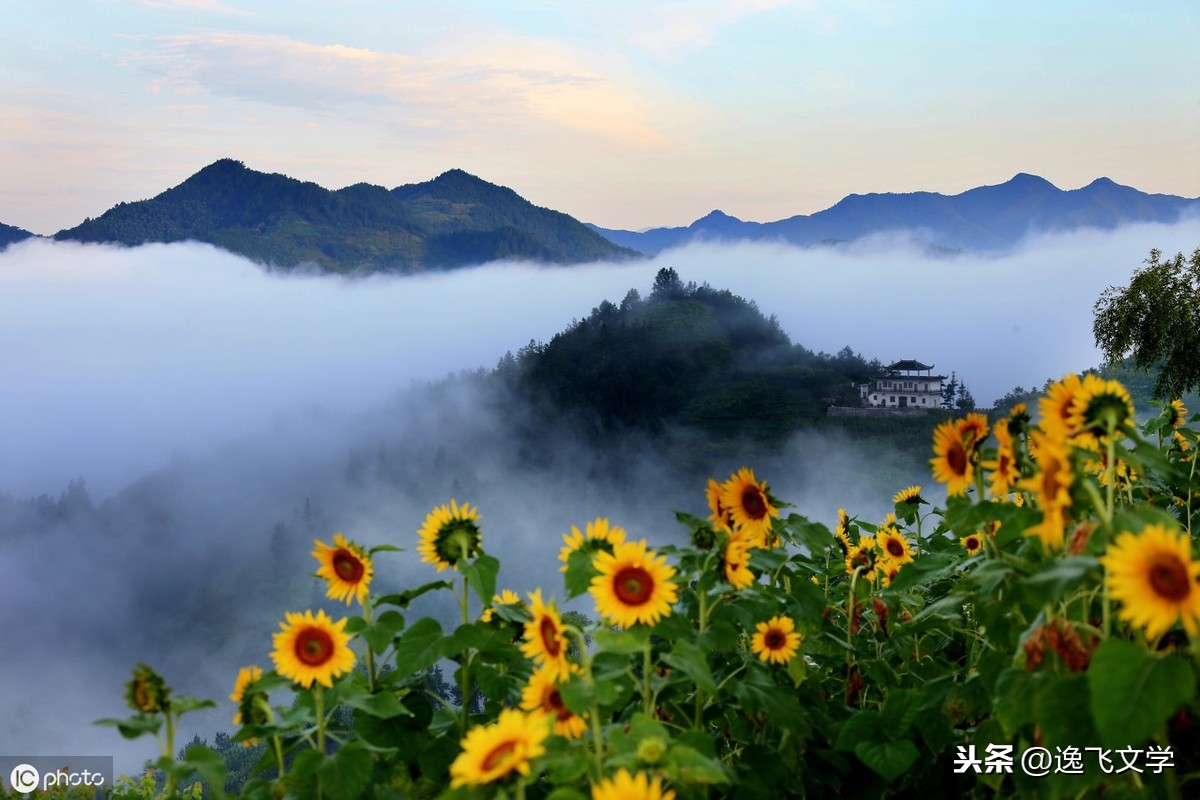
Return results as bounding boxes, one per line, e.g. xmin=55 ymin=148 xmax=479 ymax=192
xmin=947 ymin=443 xmax=967 ymax=475
xmin=965 ymin=536 xmax=979 ymax=550
xmin=333 ymin=550 xmax=364 ymax=582
xmin=133 ymin=680 xmax=154 ymax=711
xmin=481 ymin=740 xmax=519 ymax=773
xmin=764 ymin=630 xmax=786 ymax=650
xmin=1148 ymin=555 xmax=1191 ymax=601
xmin=539 ymin=616 xmax=562 ymax=657
xmin=614 ymin=566 xmax=654 ymax=605
xmin=742 ymin=487 xmax=767 ymax=520
xmin=886 ymin=539 xmax=904 ymax=558
xmin=295 ymin=627 xmax=335 ymax=666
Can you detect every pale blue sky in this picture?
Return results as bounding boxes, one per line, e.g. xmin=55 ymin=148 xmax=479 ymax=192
xmin=2 ymin=0 xmax=1197 ymax=234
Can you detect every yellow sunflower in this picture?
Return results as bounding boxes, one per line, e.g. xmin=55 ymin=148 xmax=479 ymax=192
xmin=1020 ymin=431 xmax=1073 ymax=552
xmin=1167 ymin=399 xmax=1188 ymax=428
xmin=559 ymin=518 xmax=627 ymax=572
xmin=481 ymin=589 xmax=522 ymax=623
xmin=521 ymin=589 xmax=571 ymax=679
xmin=876 ymin=526 xmax=915 ymax=566
xmin=961 ymin=534 xmax=983 ymax=555
xmin=1102 ymin=524 xmax=1200 ymax=641
xmin=1038 ymin=373 xmax=1086 ymax=440
xmin=271 ymin=610 xmax=355 ymax=689
xmin=230 ymin=665 xmax=262 ymax=747
xmin=723 ymin=535 xmax=756 ymax=590
xmin=1070 ymin=375 xmax=1134 ymax=445
xmin=705 ymin=478 xmax=733 ymax=533
xmin=931 ymin=419 xmax=973 ymax=495
xmin=126 ymin=663 xmax=169 ymax=714
xmin=590 ymin=540 xmax=678 ymax=628
xmin=875 ymin=561 xmax=901 ymax=587
xmin=520 ymin=663 xmax=587 ymax=739
xmin=956 ymin=413 xmax=990 ymax=450
xmin=591 ymin=769 xmax=676 ymax=800
xmin=312 ymin=533 xmax=373 ymax=606
xmin=417 ymin=499 xmax=482 ymax=573
xmin=719 ymin=467 xmax=779 ymax=546
xmin=984 ymin=422 xmax=1021 ymax=498
xmin=750 ymin=615 xmax=802 ymax=664
xmin=449 ymin=709 xmax=550 ymax=788
xmin=833 ymin=508 xmax=852 ymax=557
xmin=893 ymin=485 xmax=924 ymax=507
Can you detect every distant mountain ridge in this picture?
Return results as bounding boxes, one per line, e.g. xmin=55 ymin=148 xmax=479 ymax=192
xmin=0 ymin=221 xmax=34 ymax=249
xmin=589 ymin=173 xmax=1200 ymax=254
xmin=53 ymin=159 xmax=638 ymax=272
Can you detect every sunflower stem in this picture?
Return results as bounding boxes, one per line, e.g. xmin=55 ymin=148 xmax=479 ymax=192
xmin=694 ymin=590 xmax=709 ymax=730
xmin=642 ymin=637 xmax=654 ymax=716
xmin=1105 ymin=429 xmax=1117 ymax=522
xmin=362 ymin=595 xmax=376 ymax=693
xmin=163 ymin=710 xmax=177 ymax=799
xmin=314 ymin=684 xmax=326 ymax=753
xmin=565 ymin=625 xmax=604 ymax=780
xmin=458 ymin=559 xmax=472 ymax=729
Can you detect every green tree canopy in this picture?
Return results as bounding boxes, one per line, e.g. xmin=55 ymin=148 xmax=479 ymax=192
xmin=1093 ymin=247 xmax=1200 ymax=399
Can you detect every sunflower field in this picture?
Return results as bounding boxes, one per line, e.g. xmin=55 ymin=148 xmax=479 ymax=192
xmin=89 ymin=375 xmax=1200 ymax=800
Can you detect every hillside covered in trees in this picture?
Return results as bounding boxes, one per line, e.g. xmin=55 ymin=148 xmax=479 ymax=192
xmin=494 ymin=268 xmax=883 ymax=441
xmin=54 ymin=159 xmax=638 ymax=272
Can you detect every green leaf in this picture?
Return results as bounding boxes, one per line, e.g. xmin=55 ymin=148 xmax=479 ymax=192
xmin=559 ymin=674 xmax=593 ymax=717
xmin=1088 ymin=639 xmax=1196 ymax=747
xmin=564 ymin=549 xmax=598 ymax=598
xmin=339 ymin=685 xmax=414 ymax=720
xmin=880 ymin=689 xmax=921 ymax=735
xmin=592 ymin=626 xmax=649 ymax=655
xmin=992 ymin=668 xmax=1036 ymax=738
xmin=884 ymin=554 xmax=957 ymax=592
xmin=834 ymin=710 xmax=882 ymax=751
xmin=666 ymin=744 xmax=733 ymax=784
xmin=94 ymin=715 xmax=162 ymax=739
xmin=182 ymin=745 xmax=227 ymax=800
xmin=367 ymin=544 xmax=403 ymax=556
xmin=1020 ymin=557 xmax=1100 ymax=605
xmin=785 ymin=654 xmax=807 ymax=688
xmin=662 ymin=641 xmax=716 ymax=695
xmin=854 ymin=738 xmax=920 ymax=783
xmin=459 ymin=554 xmax=499 ymax=607
xmin=391 ymin=617 xmax=444 ymax=679
xmin=375 ymin=580 xmax=453 ymax=609
xmin=317 ymin=742 xmax=373 ymax=800
xmin=361 ymin=610 xmax=406 ymax=654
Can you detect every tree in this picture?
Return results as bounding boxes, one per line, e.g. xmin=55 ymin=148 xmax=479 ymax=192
xmin=1093 ymin=248 xmax=1200 ymax=399
xmin=955 ymin=383 xmax=976 ymax=412
xmin=941 ymin=371 xmax=959 ymax=409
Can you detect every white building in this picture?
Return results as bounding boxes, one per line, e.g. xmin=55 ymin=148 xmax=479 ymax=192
xmin=860 ymin=359 xmax=945 ymax=410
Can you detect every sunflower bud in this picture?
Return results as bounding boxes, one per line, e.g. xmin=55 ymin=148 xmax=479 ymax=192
xmin=637 ymin=736 xmax=668 ymax=765
xmin=126 ymin=663 xmax=170 ymax=714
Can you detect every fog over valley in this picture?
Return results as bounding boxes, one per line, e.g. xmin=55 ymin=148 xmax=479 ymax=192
xmin=2 ymin=218 xmax=1199 ymax=774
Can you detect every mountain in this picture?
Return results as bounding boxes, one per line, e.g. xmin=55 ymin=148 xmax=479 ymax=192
xmin=590 ymin=174 xmax=1200 ymax=254
xmin=0 ymin=221 xmax=34 ymax=248
xmin=53 ymin=159 xmax=639 ymax=272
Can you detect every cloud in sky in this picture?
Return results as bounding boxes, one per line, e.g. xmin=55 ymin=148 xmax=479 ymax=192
xmin=121 ymin=30 xmax=674 ymax=148
xmin=4 ymin=217 xmax=1198 ymax=500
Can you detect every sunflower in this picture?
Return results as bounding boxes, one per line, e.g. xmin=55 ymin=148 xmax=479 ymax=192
xmin=1102 ymin=524 xmax=1200 ymax=641
xmin=417 ymin=499 xmax=482 ymax=573
xmin=1020 ymin=431 xmax=1073 ymax=552
xmin=271 ymin=610 xmax=355 ymax=689
xmin=1167 ymin=399 xmax=1188 ymax=428
xmin=1038 ymin=373 xmax=1086 ymax=440
xmin=931 ymin=419 xmax=973 ymax=495
xmin=956 ymin=413 xmax=990 ymax=450
xmin=723 ymin=535 xmax=756 ymax=590
xmin=590 ymin=540 xmax=678 ymax=628
xmin=876 ymin=526 xmax=915 ymax=566
xmin=705 ymin=478 xmax=733 ymax=533
xmin=559 ymin=518 xmax=627 ymax=572
xmin=312 ymin=533 xmax=373 ymax=606
xmin=961 ymin=534 xmax=983 ymax=555
xmin=893 ymin=485 xmax=924 ymax=507
xmin=230 ymin=666 xmax=262 ymax=747
xmin=591 ymin=769 xmax=676 ymax=800
xmin=875 ymin=561 xmax=901 ymax=588
xmin=449 ymin=709 xmax=550 ymax=788
xmin=750 ymin=615 xmax=802 ymax=664
xmin=984 ymin=422 xmax=1021 ymax=497
xmin=126 ymin=663 xmax=169 ymax=714
xmin=845 ymin=544 xmax=874 ymax=576
xmin=481 ymin=589 xmax=522 ymax=624
xmin=1070 ymin=375 xmax=1134 ymax=445
xmin=521 ymin=589 xmax=571 ymax=679
xmin=832 ymin=508 xmax=854 ymax=556
xmin=520 ymin=663 xmax=587 ymax=739
xmin=719 ymin=467 xmax=779 ymax=546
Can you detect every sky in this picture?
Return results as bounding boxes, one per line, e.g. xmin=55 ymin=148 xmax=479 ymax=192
xmin=1 ymin=0 xmax=1198 ymax=235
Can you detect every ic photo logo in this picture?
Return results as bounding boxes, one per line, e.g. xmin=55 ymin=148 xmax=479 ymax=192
xmin=8 ymin=764 xmax=39 ymax=793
